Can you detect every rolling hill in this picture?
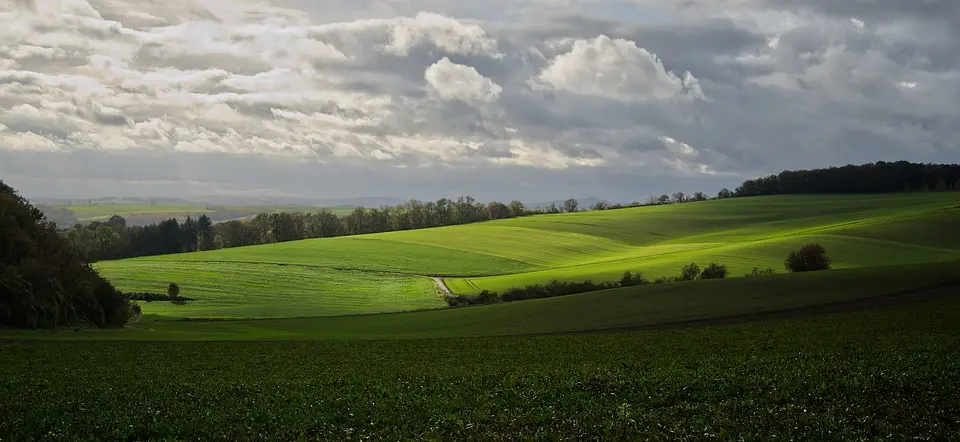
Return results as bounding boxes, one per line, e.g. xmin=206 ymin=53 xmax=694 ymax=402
xmin=93 ymin=193 xmax=960 ymax=319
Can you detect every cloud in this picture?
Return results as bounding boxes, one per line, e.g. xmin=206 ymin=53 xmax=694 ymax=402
xmin=425 ymin=57 xmax=502 ymax=103
xmin=535 ymin=35 xmax=705 ymax=102
xmin=0 ymin=0 xmax=957 ymax=201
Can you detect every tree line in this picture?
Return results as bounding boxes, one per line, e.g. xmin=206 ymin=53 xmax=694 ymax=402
xmin=733 ymin=161 xmax=960 ymax=196
xmin=62 ymin=197 xmax=538 ymax=262
xmin=54 ymin=160 xmax=959 ymax=262
xmin=1 ymin=180 xmax=133 ymax=329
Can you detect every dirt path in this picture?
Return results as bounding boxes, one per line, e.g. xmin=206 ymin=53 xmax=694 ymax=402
xmin=432 ymin=277 xmax=453 ymax=298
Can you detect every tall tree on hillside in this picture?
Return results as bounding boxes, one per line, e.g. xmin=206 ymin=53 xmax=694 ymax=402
xmin=563 ymin=199 xmax=580 ymax=213
xmin=672 ymin=192 xmax=686 ymax=204
xmin=181 ymin=216 xmax=199 ymax=252
xmin=508 ymin=200 xmax=526 ymax=217
xmin=196 ymin=214 xmax=214 ymax=251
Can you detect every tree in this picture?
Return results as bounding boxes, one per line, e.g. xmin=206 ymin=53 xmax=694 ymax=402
xmin=508 ymin=200 xmax=526 ymax=217
xmin=785 ymin=244 xmax=832 ymax=272
xmin=699 ymin=263 xmax=728 ymax=279
xmin=196 ymin=214 xmax=214 ymax=251
xmin=167 ymin=282 xmax=180 ymax=300
xmin=0 ymin=180 xmax=132 ymax=329
xmin=679 ymin=263 xmax=701 ymax=281
xmin=487 ymin=201 xmax=511 ymax=219
xmin=691 ymin=192 xmax=708 ymax=202
xmin=563 ymin=198 xmax=580 ymax=213
xmin=672 ymin=192 xmax=686 ymax=204
xmin=591 ymin=201 xmax=608 ymax=211
xmin=180 ymin=216 xmax=199 ymax=252
xmin=657 ymin=194 xmax=671 ymax=205
xmin=717 ymin=188 xmax=733 ymax=199
xmin=619 ymin=271 xmax=648 ymax=287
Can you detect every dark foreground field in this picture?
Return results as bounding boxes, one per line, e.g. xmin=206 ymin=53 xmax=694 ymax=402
xmin=3 ymin=294 xmax=959 ymax=440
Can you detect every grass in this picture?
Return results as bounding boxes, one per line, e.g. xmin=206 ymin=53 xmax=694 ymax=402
xmin=12 ymin=261 xmax=960 ymax=340
xmin=2 ymin=292 xmax=958 ymax=439
xmin=98 ymin=261 xmax=444 ymax=319
xmin=93 ymin=193 xmax=960 ymax=318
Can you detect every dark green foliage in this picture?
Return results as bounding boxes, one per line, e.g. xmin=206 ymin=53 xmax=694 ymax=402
xmin=448 ymin=278 xmax=626 ymax=306
xmin=747 ymin=267 xmax=777 ymax=277
xmin=2 ymin=298 xmax=959 ymax=440
xmin=619 ymin=271 xmax=648 ymax=287
xmin=735 ymin=160 xmax=960 ymax=196
xmin=679 ymin=263 xmax=701 ymax=281
xmin=0 ymin=180 xmax=132 ymax=329
xmin=125 ymin=292 xmax=194 ymax=302
xmin=699 ymin=263 xmax=728 ymax=279
xmin=786 ymin=244 xmax=832 ymax=272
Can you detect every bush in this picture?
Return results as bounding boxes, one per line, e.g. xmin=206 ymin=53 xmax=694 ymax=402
xmin=167 ymin=283 xmax=180 ymax=300
xmin=785 ymin=244 xmax=832 ymax=272
xmin=746 ymin=267 xmax=777 ymax=277
xmin=678 ymin=263 xmax=701 ymax=281
xmin=699 ymin=263 xmax=728 ymax=279
xmin=619 ymin=271 xmax=649 ymax=287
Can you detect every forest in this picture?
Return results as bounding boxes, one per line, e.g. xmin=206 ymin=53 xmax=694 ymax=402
xmin=0 ymin=181 xmax=133 ymax=329
xmin=54 ymin=161 xmax=960 ymax=263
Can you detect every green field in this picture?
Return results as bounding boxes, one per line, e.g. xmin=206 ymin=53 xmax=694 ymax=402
xmin=9 ymin=261 xmax=958 ymax=340
xmin=6 ymin=193 xmax=960 ymax=439
xmin=94 ymin=193 xmax=960 ymax=319
xmin=3 ymin=288 xmax=958 ymax=439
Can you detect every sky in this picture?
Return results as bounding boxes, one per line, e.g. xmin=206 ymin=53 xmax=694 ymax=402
xmin=0 ymin=0 xmax=957 ymax=202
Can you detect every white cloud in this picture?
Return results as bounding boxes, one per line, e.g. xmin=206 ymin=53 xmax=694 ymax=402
xmin=536 ymin=35 xmax=706 ymax=102
xmin=425 ymin=57 xmax=502 ymax=103
xmin=383 ymin=12 xmax=500 ymax=57
xmin=0 ymin=0 xmax=958 ymax=201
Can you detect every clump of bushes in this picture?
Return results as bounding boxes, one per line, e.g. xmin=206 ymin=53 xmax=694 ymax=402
xmin=785 ymin=244 xmax=832 ymax=272
xmin=699 ymin=263 xmax=729 ymax=279
xmin=125 ymin=291 xmax=196 ymax=302
xmin=746 ymin=267 xmax=777 ymax=277
xmin=445 ymin=262 xmax=732 ymax=307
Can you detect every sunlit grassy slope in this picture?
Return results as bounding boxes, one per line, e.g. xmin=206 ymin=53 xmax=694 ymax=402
xmin=95 ymin=193 xmax=960 ymax=318
xmin=15 ymin=261 xmax=960 ymax=340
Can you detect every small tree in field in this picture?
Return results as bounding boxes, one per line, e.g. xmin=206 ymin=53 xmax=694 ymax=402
xmin=167 ymin=282 xmax=180 ymax=301
xmin=785 ymin=244 xmax=832 ymax=272
xmin=699 ymin=263 xmax=728 ymax=279
xmin=678 ymin=263 xmax=701 ymax=281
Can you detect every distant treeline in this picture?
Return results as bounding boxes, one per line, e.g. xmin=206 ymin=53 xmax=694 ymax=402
xmin=62 ymin=197 xmax=540 ymax=262
xmin=733 ymin=161 xmax=960 ymax=196
xmin=53 ymin=161 xmax=959 ymax=262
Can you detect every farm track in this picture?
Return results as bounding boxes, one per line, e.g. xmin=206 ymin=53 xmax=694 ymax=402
xmin=432 ymin=277 xmax=453 ymax=298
